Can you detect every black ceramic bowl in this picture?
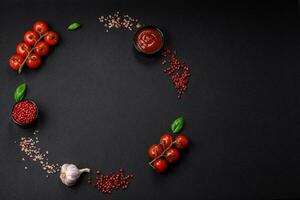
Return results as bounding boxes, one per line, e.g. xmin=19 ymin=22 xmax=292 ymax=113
xmin=133 ymin=25 xmax=165 ymax=55
xmin=11 ymin=100 xmax=38 ymax=127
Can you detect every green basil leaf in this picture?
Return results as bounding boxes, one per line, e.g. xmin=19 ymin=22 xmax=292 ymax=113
xmin=14 ymin=83 xmax=27 ymax=102
xmin=171 ymin=117 xmax=184 ymax=133
xmin=68 ymin=22 xmax=81 ymax=30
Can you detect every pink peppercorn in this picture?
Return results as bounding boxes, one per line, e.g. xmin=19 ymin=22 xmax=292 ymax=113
xmin=162 ymin=47 xmax=191 ymax=98
xmin=88 ymin=169 xmax=134 ymax=195
xmin=11 ymin=100 xmax=38 ymax=125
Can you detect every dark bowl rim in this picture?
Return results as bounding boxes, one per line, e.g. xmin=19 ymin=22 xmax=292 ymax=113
xmin=133 ymin=25 xmax=165 ymax=55
xmin=11 ymin=99 xmax=39 ymax=127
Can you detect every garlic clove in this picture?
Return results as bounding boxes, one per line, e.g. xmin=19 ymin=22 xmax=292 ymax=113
xmin=60 ymin=163 xmax=90 ymax=187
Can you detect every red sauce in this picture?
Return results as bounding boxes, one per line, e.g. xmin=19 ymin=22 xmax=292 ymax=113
xmin=135 ymin=27 xmax=163 ymax=54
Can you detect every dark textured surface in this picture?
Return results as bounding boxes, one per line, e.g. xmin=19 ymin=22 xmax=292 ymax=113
xmin=0 ymin=1 xmax=300 ymax=199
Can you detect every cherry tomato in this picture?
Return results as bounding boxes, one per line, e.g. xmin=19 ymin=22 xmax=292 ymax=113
xmin=165 ymin=148 xmax=180 ymax=163
xmin=33 ymin=21 xmax=49 ymax=35
xmin=148 ymin=144 xmax=163 ymax=159
xmin=175 ymin=135 xmax=189 ymax=150
xmin=44 ymin=31 xmax=59 ymax=46
xmin=153 ymin=158 xmax=168 ymax=173
xmin=9 ymin=54 xmax=24 ymax=71
xmin=16 ymin=42 xmax=31 ymax=57
xmin=34 ymin=41 xmax=49 ymax=56
xmin=24 ymin=30 xmax=39 ymax=46
xmin=160 ymin=134 xmax=173 ymax=149
xmin=26 ymin=53 xmax=41 ymax=69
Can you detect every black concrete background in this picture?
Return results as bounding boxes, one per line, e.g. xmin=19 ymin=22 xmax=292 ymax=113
xmin=0 ymin=1 xmax=300 ymax=199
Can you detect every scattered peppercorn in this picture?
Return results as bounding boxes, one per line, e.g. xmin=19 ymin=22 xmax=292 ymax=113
xmin=88 ymin=169 xmax=134 ymax=195
xmin=162 ymin=47 xmax=191 ymax=98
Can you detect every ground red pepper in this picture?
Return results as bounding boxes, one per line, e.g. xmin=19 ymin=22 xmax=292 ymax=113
xmin=88 ymin=169 xmax=134 ymax=195
xmin=11 ymin=100 xmax=38 ymax=125
xmin=162 ymin=47 xmax=191 ymax=98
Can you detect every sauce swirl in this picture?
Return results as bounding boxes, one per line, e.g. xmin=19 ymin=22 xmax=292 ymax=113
xmin=134 ymin=27 xmax=163 ymax=54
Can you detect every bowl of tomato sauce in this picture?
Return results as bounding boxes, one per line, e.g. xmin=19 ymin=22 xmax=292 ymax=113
xmin=133 ymin=26 xmax=164 ymax=55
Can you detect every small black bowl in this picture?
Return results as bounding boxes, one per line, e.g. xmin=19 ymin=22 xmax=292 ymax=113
xmin=133 ymin=25 xmax=165 ymax=55
xmin=11 ymin=100 xmax=39 ymax=127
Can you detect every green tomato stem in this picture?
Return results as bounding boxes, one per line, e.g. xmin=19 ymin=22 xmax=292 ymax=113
xmin=18 ymin=32 xmax=48 ymax=74
xmin=148 ymin=140 xmax=177 ymax=167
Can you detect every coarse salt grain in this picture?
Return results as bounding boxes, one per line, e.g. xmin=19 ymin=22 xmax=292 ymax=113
xmin=98 ymin=12 xmax=142 ymax=32
xmin=18 ymin=130 xmax=60 ymax=176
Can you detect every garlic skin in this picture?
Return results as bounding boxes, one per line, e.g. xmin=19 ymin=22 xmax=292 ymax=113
xmin=60 ymin=163 xmax=90 ymax=187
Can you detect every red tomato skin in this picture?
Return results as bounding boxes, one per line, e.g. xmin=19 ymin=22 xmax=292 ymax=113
xmin=9 ymin=54 xmax=24 ymax=71
xmin=26 ymin=53 xmax=42 ymax=69
xmin=44 ymin=31 xmax=59 ymax=46
xmin=34 ymin=41 xmax=49 ymax=56
xmin=153 ymin=158 xmax=168 ymax=173
xmin=165 ymin=148 xmax=180 ymax=163
xmin=175 ymin=135 xmax=189 ymax=150
xmin=24 ymin=30 xmax=39 ymax=46
xmin=148 ymin=144 xmax=163 ymax=159
xmin=16 ymin=42 xmax=31 ymax=57
xmin=160 ymin=134 xmax=173 ymax=149
xmin=33 ymin=21 xmax=49 ymax=35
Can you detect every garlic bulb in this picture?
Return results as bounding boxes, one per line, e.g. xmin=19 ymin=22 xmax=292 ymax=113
xmin=60 ymin=163 xmax=90 ymax=187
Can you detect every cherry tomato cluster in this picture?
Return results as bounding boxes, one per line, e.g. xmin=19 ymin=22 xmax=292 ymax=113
xmin=148 ymin=134 xmax=189 ymax=173
xmin=9 ymin=21 xmax=59 ymax=73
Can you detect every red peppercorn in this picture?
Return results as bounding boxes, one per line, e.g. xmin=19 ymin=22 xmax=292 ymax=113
xmin=161 ymin=48 xmax=191 ymax=99
xmin=11 ymin=100 xmax=38 ymax=125
xmin=89 ymin=169 xmax=134 ymax=195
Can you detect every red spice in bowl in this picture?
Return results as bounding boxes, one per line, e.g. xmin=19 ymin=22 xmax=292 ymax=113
xmin=11 ymin=100 xmax=38 ymax=126
xmin=133 ymin=26 xmax=164 ymax=54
